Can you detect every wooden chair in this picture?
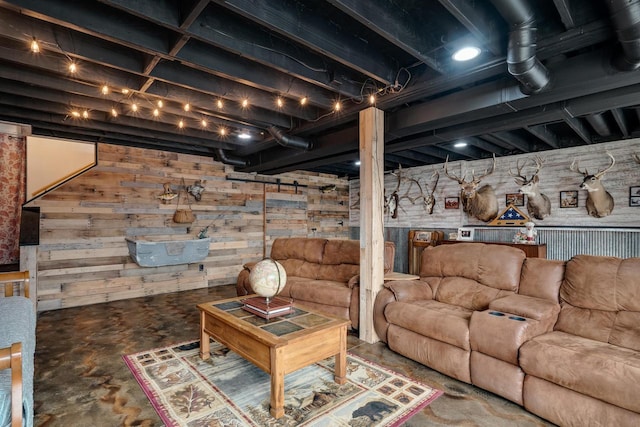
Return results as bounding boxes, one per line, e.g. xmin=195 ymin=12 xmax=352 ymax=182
xmin=1 ymin=270 xmax=29 ymax=298
xmin=0 ymin=270 xmax=31 ymax=427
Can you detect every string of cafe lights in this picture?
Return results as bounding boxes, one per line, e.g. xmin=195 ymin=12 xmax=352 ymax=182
xmin=28 ymin=36 xmax=409 ymax=135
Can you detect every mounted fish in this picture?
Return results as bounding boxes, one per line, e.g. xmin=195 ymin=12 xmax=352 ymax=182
xmin=187 ymin=180 xmax=206 ymax=201
xmin=158 ymin=183 xmax=177 ymax=203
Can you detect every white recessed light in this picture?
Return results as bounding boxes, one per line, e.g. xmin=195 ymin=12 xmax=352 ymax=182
xmin=238 ymin=132 xmax=251 ymax=140
xmin=454 ymin=141 xmax=468 ymax=148
xmin=355 ymin=160 xmax=361 ymax=166
xmin=452 ymin=46 xmax=481 ymax=61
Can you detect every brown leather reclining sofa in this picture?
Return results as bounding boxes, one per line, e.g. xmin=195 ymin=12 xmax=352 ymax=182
xmin=374 ymin=242 xmax=640 ymax=427
xmin=237 ymin=237 xmax=395 ymax=329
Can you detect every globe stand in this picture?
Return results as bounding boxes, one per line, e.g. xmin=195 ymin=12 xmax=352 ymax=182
xmin=242 ymin=258 xmax=293 ymax=319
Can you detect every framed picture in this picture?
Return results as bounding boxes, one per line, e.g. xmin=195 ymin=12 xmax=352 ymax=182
xmin=505 ymin=193 xmax=525 ymax=207
xmin=560 ymin=190 xmax=578 ymax=208
xmin=445 ymin=196 xmax=460 ymax=209
xmin=630 ymin=186 xmax=640 ymax=207
xmin=457 ymin=227 xmax=474 ymax=241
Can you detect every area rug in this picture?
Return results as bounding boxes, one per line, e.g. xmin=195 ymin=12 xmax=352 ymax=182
xmin=123 ymin=340 xmax=442 ymax=426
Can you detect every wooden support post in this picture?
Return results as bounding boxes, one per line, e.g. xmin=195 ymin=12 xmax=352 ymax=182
xmin=358 ymin=107 xmax=385 ymax=343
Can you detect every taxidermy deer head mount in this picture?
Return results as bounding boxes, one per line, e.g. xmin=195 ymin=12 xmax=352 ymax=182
xmin=444 ymin=155 xmax=498 ymax=222
xmin=404 ymin=170 xmax=439 ymax=214
xmin=509 ymin=156 xmax=551 ymax=220
xmin=384 ymin=166 xmax=403 ymax=219
xmin=569 ymin=151 xmax=615 ymax=218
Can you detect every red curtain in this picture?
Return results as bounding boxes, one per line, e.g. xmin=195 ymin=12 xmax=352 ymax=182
xmin=0 ymin=134 xmax=26 ymax=264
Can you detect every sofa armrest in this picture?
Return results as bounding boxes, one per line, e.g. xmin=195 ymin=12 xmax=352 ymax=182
xmin=469 ymin=294 xmax=561 ymax=365
xmin=347 ymin=275 xmax=359 ymax=289
xmin=489 ymin=294 xmax=560 ymax=323
xmin=373 ymin=280 xmax=433 ymax=343
xmin=383 ymin=279 xmax=433 ymax=302
xmin=0 ymin=342 xmax=23 ymax=427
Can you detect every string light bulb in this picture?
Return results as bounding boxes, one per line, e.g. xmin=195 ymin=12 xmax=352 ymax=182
xmin=157 ymin=100 xmax=163 ymax=108
xmin=241 ymin=98 xmax=249 ymax=108
xmin=30 ymin=38 xmax=40 ymax=53
xmin=101 ymin=85 xmax=109 ymax=95
xmin=178 ymin=119 xmax=184 ymax=129
xmin=216 ymin=99 xmax=224 ymax=109
xmin=201 ymin=119 xmax=208 ymax=128
xmin=334 ymin=101 xmax=342 ymax=111
xmin=369 ymin=94 xmax=375 ymax=105
xmin=276 ymin=97 xmax=284 ymax=108
xmin=68 ymin=62 xmax=77 ymax=73
xmin=184 ymin=103 xmax=190 ymax=112
xmin=71 ymin=110 xmax=81 ymax=118
xmin=153 ymin=108 xmax=160 ymax=117
xmin=300 ymin=97 xmax=308 ymax=106
xmin=82 ymin=110 xmax=89 ymax=119
xmin=219 ymin=127 xmax=227 ymax=136
xmin=122 ymin=88 xmax=130 ymax=95
xmin=111 ymin=108 xmax=118 ymax=118
xmin=131 ymin=103 xmax=138 ymax=112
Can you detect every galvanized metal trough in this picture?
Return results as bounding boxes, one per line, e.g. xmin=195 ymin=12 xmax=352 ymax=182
xmin=126 ymin=237 xmax=211 ymax=267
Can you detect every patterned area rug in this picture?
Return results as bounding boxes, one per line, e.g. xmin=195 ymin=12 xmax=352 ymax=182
xmin=123 ymin=340 xmax=442 ymax=426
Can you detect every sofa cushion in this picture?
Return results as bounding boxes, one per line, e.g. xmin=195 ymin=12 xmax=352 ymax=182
xmin=323 ymin=239 xmax=359 ymax=265
xmin=519 ymin=258 xmax=565 ymax=302
xmin=557 ymin=255 xmax=640 ymax=349
xmin=520 ymin=331 xmax=640 ymax=414
xmin=425 ymin=277 xmax=511 ymax=311
xmin=420 ymin=243 xmax=525 ymax=292
xmin=315 ymin=263 xmax=359 ymax=282
xmin=271 ymin=237 xmax=326 ymax=264
xmin=384 ymin=300 xmax=472 ymax=350
xmin=289 ymin=279 xmax=352 ymax=308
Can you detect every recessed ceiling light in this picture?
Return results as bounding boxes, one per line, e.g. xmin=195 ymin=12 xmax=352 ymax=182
xmin=452 ymin=46 xmax=481 ymax=61
xmin=454 ymin=141 xmax=468 ymax=148
xmin=238 ymin=132 xmax=251 ymax=140
xmin=355 ymin=160 xmax=361 ymax=166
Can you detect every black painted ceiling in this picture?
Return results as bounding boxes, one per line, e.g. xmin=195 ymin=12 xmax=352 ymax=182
xmin=1 ymin=0 xmax=639 ymax=177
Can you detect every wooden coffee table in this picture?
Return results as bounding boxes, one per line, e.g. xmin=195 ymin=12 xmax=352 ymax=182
xmin=197 ymin=296 xmax=349 ymax=418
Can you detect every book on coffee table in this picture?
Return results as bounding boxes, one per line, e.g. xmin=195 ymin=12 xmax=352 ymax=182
xmin=242 ymin=296 xmax=293 ymax=319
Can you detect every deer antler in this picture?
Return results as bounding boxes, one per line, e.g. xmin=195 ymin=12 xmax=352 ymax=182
xmin=569 ymin=158 xmax=588 ymax=176
xmin=471 ymin=154 xmax=496 ymax=183
xmin=443 ymin=156 xmax=465 ymax=184
xmin=429 ymin=169 xmax=439 ymax=195
xmin=508 ymin=158 xmax=529 ymax=185
xmin=594 ymin=152 xmax=615 ymax=178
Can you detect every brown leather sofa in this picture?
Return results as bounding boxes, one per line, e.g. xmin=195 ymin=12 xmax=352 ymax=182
xmin=237 ymin=237 xmax=395 ymax=329
xmin=374 ymin=243 xmax=640 ymax=426
xmin=519 ymin=255 xmax=640 ymax=426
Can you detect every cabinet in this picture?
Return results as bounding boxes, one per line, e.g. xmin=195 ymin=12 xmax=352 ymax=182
xmin=407 ymin=230 xmax=443 ymax=275
xmin=437 ymin=240 xmax=547 ymax=258
xmin=408 ymin=230 xmax=547 ymax=275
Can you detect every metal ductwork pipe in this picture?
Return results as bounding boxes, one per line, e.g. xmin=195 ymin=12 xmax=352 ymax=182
xmin=216 ymin=148 xmax=247 ymax=167
xmin=267 ymin=126 xmax=313 ymax=151
xmin=490 ymin=0 xmax=551 ymax=94
xmin=606 ymin=0 xmax=640 ymax=71
xmin=585 ymin=113 xmax=612 ymax=136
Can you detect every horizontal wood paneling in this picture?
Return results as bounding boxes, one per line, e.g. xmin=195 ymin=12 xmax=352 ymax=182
xmin=350 ymin=138 xmax=640 ymax=228
xmin=28 ymin=144 xmax=348 ymax=311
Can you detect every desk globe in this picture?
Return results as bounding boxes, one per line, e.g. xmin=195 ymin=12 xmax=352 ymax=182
xmin=249 ymin=258 xmax=287 ymax=304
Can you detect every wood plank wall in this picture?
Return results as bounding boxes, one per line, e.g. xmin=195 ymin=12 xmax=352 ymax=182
xmin=27 ymin=144 xmax=349 ymax=311
xmin=350 ymin=138 xmax=640 ymax=228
